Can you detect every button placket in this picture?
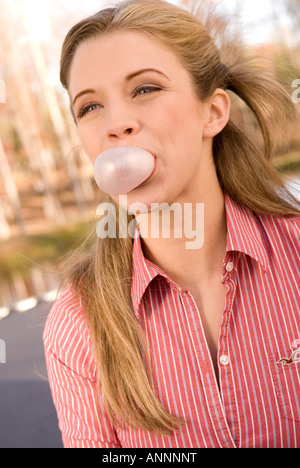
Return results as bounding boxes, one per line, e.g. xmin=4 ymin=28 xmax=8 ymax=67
xmin=218 ymin=263 xmax=240 ymax=446
xmin=221 ymin=254 xmax=236 ymax=283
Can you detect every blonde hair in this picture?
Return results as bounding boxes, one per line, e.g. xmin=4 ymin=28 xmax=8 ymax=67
xmin=60 ymin=0 xmax=300 ymax=434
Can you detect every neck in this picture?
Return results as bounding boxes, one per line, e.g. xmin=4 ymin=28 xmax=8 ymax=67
xmin=136 ymin=181 xmax=227 ymax=289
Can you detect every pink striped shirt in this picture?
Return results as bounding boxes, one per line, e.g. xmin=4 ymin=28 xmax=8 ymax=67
xmin=44 ymin=194 xmax=300 ymax=448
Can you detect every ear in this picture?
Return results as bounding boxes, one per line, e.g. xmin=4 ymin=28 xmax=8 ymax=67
xmin=202 ymin=89 xmax=230 ymax=138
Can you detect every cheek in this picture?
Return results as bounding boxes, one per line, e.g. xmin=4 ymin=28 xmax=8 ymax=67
xmin=155 ymin=96 xmax=203 ymax=143
xmin=159 ymin=101 xmax=203 ymax=164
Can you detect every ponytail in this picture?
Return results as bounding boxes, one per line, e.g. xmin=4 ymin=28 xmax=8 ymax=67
xmin=213 ymin=51 xmax=300 ymax=216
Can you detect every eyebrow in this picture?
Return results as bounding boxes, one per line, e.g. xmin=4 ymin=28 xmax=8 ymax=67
xmin=125 ymin=68 xmax=170 ymax=82
xmin=72 ymin=68 xmax=169 ymax=107
xmin=72 ymin=89 xmax=96 ymax=107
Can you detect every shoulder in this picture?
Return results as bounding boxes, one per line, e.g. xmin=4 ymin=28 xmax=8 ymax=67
xmin=43 ymin=284 xmax=97 ymax=380
xmin=258 ymin=212 xmax=300 ymax=243
xmin=255 ymin=212 xmax=300 ymax=265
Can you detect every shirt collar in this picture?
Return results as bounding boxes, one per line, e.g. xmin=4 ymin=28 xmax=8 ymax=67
xmin=224 ymin=193 xmax=269 ymax=272
xmin=131 ymin=222 xmax=170 ymax=318
xmin=131 ymin=193 xmax=269 ymax=317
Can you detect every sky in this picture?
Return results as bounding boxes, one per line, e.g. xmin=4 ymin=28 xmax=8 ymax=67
xmin=221 ymin=0 xmax=275 ymax=42
xmin=20 ymin=0 xmax=280 ymax=44
xmin=9 ymin=0 xmax=294 ymax=93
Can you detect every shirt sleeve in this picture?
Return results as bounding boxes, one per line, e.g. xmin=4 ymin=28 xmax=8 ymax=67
xmin=43 ymin=286 xmax=121 ymax=448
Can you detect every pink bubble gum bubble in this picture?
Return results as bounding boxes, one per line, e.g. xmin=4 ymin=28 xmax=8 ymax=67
xmin=94 ymin=147 xmax=155 ymax=196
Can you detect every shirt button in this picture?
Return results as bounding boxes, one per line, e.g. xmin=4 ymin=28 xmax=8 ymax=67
xmin=220 ymin=355 xmax=230 ymax=366
xmin=226 ymin=262 xmax=234 ymax=272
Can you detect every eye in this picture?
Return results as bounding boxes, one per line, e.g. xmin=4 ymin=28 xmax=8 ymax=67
xmin=77 ymin=103 xmax=102 ymax=119
xmin=133 ymin=85 xmax=162 ymax=98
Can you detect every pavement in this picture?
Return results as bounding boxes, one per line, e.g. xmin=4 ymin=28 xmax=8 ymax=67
xmin=0 ymin=301 xmax=63 ymax=448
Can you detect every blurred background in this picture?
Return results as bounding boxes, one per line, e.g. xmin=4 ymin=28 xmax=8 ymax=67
xmin=0 ymin=0 xmax=299 ymax=448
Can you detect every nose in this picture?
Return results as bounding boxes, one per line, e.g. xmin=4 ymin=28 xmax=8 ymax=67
xmin=106 ymin=105 xmax=139 ymax=141
xmin=109 ymin=126 xmax=133 ymax=140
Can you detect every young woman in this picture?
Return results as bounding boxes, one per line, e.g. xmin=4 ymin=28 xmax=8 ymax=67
xmin=44 ymin=0 xmax=300 ymax=448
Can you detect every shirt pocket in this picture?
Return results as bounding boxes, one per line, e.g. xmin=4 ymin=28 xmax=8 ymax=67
xmin=269 ymin=351 xmax=300 ymax=423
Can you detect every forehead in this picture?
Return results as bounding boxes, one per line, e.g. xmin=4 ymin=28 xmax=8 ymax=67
xmin=69 ymin=30 xmax=183 ymax=95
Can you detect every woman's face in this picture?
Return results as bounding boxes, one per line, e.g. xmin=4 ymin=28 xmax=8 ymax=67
xmin=69 ymin=31 xmax=228 ymax=208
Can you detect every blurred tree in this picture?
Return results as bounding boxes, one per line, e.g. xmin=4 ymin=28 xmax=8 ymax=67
xmin=285 ymin=0 xmax=300 ymax=32
xmin=0 ymin=0 xmax=98 ymax=237
xmin=0 ymin=198 xmax=11 ymax=240
xmin=0 ymin=136 xmax=25 ymax=234
xmin=0 ymin=3 xmax=66 ymax=227
xmin=26 ymin=32 xmax=89 ymax=214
